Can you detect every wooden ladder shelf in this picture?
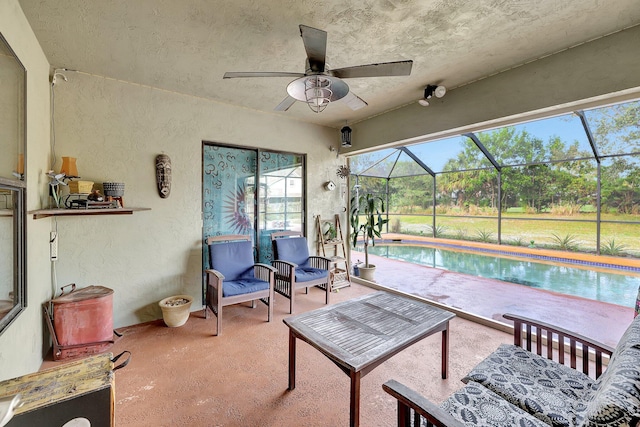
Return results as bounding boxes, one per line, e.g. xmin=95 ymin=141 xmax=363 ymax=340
xmin=316 ymin=214 xmax=351 ymax=290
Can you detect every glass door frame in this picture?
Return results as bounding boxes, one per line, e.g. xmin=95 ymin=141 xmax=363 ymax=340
xmin=201 ymin=141 xmax=307 ymax=301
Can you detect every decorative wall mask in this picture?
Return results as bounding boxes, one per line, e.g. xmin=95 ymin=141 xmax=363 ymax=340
xmin=156 ymin=154 xmax=171 ymax=198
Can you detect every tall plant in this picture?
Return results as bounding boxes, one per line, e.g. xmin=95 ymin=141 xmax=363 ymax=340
xmin=350 ymin=193 xmax=389 ymax=268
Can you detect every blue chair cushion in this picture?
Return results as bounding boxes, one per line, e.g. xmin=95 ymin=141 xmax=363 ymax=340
xmin=209 ymin=240 xmax=255 ymax=281
xmin=295 ymin=266 xmax=329 ymax=283
xmin=223 ymin=278 xmax=270 ymax=297
xmin=274 ymin=236 xmax=310 ymax=266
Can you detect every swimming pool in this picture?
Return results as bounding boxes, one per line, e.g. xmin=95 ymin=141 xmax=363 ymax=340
xmin=362 ymin=243 xmax=640 ymax=308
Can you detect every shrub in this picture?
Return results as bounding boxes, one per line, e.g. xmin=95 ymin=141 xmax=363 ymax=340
xmin=507 ymin=236 xmax=524 ymax=246
xmin=428 ymin=224 xmax=447 ymax=237
xmin=475 ymin=229 xmax=494 ymax=243
xmin=435 ymin=205 xmax=448 ymax=215
xmin=550 ymin=233 xmax=579 ymax=251
xmin=601 ymin=238 xmax=627 ymax=256
xmin=454 ymin=227 xmax=467 ymax=240
xmin=550 ymin=203 xmax=581 ymax=216
xmin=467 ymin=204 xmax=480 ymax=215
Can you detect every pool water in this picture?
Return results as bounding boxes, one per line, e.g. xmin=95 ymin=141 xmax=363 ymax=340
xmin=364 ymin=243 xmax=640 ymax=308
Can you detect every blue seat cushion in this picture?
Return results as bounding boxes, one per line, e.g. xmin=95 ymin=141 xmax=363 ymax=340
xmin=209 ymin=240 xmax=255 ymax=281
xmin=223 ymin=278 xmax=270 ymax=297
xmin=295 ymin=266 xmax=329 ymax=283
xmin=274 ymin=236 xmax=310 ymax=266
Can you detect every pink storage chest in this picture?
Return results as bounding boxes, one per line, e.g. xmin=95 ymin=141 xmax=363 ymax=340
xmin=48 ymin=285 xmax=114 ymax=360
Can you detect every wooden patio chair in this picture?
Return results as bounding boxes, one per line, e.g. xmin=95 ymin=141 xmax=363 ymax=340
xmin=271 ymin=231 xmax=332 ymax=314
xmin=205 ymin=234 xmax=276 ymax=335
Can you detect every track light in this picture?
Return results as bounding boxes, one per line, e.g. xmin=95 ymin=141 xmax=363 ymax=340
xmin=419 ymin=84 xmax=446 ymax=106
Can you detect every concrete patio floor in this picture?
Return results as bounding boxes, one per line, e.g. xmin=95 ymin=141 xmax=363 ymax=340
xmin=39 ymin=247 xmax=636 ymax=426
xmin=86 ymin=284 xmax=514 ymax=426
xmin=353 ymin=249 xmax=635 ymax=348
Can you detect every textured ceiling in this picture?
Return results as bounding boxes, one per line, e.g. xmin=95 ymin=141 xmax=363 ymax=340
xmin=18 ymin=0 xmax=640 ymax=128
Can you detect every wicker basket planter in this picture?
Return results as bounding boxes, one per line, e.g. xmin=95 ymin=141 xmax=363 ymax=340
xmin=158 ymin=295 xmax=193 ymax=327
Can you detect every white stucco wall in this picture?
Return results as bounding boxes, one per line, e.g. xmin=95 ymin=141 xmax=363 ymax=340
xmin=47 ymin=72 xmax=346 ymax=328
xmin=0 ymin=0 xmax=346 ymax=379
xmin=0 ymin=0 xmax=53 ymax=380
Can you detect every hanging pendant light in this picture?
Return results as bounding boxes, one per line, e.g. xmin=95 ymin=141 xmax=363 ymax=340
xmin=340 ymin=123 xmax=352 ymax=147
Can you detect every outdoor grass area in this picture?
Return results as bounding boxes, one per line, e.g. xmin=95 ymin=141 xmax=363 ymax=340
xmin=389 ymin=213 xmax=640 ymax=258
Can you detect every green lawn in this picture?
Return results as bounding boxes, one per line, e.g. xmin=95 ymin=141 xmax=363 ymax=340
xmin=386 ymin=213 xmax=640 ymax=257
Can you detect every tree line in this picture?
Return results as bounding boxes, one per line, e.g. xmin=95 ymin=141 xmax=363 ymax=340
xmin=353 ymin=101 xmax=640 ymax=216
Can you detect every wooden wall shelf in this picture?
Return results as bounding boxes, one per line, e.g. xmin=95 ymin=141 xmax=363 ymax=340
xmin=30 ymin=207 xmax=151 ymax=220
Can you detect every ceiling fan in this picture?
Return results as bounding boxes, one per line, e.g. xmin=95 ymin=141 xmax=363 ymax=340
xmin=223 ymin=24 xmax=413 ymax=113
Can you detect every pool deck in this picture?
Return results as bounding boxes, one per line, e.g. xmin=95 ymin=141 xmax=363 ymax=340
xmin=351 ymin=234 xmax=637 ymax=348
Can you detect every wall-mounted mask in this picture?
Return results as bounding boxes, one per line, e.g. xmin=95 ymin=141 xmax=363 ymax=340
xmin=156 ymin=154 xmax=171 ymax=198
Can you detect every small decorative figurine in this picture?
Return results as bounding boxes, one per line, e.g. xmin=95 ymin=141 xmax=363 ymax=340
xmin=88 ymin=189 xmax=104 ymax=202
xmin=156 ymin=154 xmax=171 ymax=198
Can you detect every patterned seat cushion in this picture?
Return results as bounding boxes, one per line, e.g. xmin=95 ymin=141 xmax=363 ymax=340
xmin=440 ymin=382 xmax=549 ymax=427
xmin=611 ymin=316 xmax=640 ymax=356
xmin=462 ymin=344 xmax=595 ymax=427
xmin=579 ymin=345 xmax=640 ymax=427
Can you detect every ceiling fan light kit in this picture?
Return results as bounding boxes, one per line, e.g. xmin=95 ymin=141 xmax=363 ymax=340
xmin=304 ymin=76 xmax=332 ymax=112
xmin=224 ymin=24 xmax=413 ymax=113
xmin=286 ymin=74 xmax=349 ymax=113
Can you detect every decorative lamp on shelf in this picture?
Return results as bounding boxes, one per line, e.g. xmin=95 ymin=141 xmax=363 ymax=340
xmin=60 ymin=156 xmax=78 ymax=177
xmin=16 ymin=154 xmax=24 ymax=175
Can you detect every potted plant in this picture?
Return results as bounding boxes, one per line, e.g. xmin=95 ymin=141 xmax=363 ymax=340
xmin=158 ymin=295 xmax=193 ymax=327
xmin=350 ymin=193 xmax=388 ymax=281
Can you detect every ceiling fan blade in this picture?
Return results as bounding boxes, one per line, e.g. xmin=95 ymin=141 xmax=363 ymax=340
xmin=274 ymin=96 xmax=297 ymax=111
xmin=331 ymin=60 xmax=413 ymax=78
xmin=223 ymin=72 xmax=305 ymax=79
xmin=299 ymin=25 xmax=327 ymax=73
xmin=341 ymin=91 xmax=368 ymax=110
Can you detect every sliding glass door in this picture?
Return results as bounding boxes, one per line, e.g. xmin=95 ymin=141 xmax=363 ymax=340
xmin=202 ymin=143 xmax=305 ymax=271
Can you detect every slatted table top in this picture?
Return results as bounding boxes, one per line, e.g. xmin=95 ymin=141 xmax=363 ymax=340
xmin=283 ymin=291 xmax=455 ymax=372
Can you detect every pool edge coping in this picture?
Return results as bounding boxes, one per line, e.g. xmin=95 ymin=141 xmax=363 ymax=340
xmin=376 ymin=234 xmax=640 ymax=273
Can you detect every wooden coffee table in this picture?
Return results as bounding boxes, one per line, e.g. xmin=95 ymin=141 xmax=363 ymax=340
xmin=283 ymin=291 xmax=455 ymax=427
